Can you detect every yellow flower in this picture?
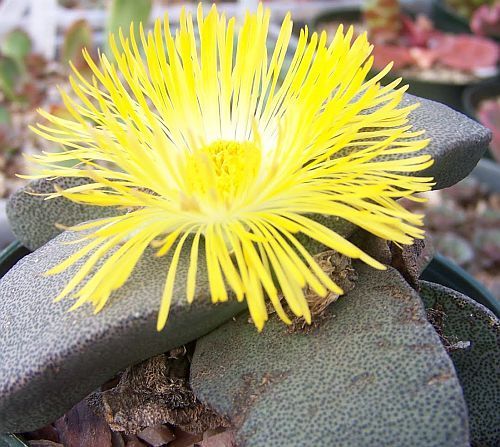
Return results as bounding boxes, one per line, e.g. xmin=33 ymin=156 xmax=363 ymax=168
xmin=29 ymin=4 xmax=433 ymax=331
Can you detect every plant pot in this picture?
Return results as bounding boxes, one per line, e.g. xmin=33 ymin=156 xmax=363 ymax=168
xmin=311 ymin=6 xmax=494 ymax=112
xmin=0 ymin=241 xmax=29 ymax=279
xmin=431 ymin=0 xmax=471 ymax=34
xmin=463 ymin=76 xmax=500 ymax=118
xmin=381 ymin=69 xmax=468 ymax=112
xmin=470 ymin=158 xmax=500 ymax=192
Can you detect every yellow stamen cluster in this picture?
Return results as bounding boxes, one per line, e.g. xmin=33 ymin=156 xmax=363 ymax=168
xmin=184 ymin=140 xmax=262 ymax=210
xmin=27 ymin=3 xmax=433 ymax=331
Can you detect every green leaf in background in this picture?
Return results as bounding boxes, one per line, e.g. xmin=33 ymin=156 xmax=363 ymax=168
xmin=0 ymin=105 xmax=11 ymax=125
xmin=0 ymin=56 xmax=21 ymax=101
xmin=0 ymin=29 xmax=31 ymax=73
xmin=61 ymin=19 xmax=93 ymax=70
xmin=0 ymin=434 xmax=28 ymax=447
xmin=105 ymin=0 xmax=153 ymax=57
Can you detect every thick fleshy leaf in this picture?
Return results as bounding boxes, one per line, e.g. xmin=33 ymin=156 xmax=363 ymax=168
xmin=104 ymin=0 xmax=152 ymax=57
xmin=0 ymin=29 xmax=31 ymax=69
xmin=403 ymin=94 xmax=490 ymax=189
xmin=0 ymin=56 xmax=20 ymax=101
xmin=191 ymin=265 xmax=469 ymax=447
xmin=6 ymin=177 xmax=121 ymax=250
xmin=60 ymin=19 xmax=93 ymax=69
xmin=6 ymin=178 xmax=357 ymax=252
xmin=0 ymin=221 xmax=354 ymax=433
xmin=0 ymin=229 xmax=244 ymax=433
xmin=420 ymin=281 xmax=500 ymax=446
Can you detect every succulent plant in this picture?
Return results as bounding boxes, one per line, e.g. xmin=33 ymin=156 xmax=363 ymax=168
xmin=471 ymin=3 xmax=500 ymax=38
xmin=372 ymin=22 xmax=498 ymax=73
xmin=419 ymin=281 xmax=500 ymax=446
xmin=473 ymin=228 xmax=500 ymax=268
xmin=363 ymin=0 xmax=499 ymax=74
xmin=0 ymin=28 xmax=48 ymax=108
xmin=0 ymin=105 xmax=10 ymax=126
xmin=362 ymin=0 xmax=402 ymax=43
xmin=104 ymin=0 xmax=152 ymax=57
xmin=0 ymin=55 xmax=21 ymax=101
xmin=0 ymin=5 xmax=497 ymax=446
xmin=0 ymin=105 xmax=19 ymax=154
xmin=0 ymin=29 xmax=33 ymax=101
xmin=433 ymin=232 xmax=474 ymax=266
xmin=60 ymin=19 xmax=93 ymax=71
xmin=0 ymin=29 xmax=32 ymax=74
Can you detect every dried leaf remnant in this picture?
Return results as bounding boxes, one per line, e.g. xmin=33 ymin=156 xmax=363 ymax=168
xmin=88 ymin=350 xmax=228 ymax=436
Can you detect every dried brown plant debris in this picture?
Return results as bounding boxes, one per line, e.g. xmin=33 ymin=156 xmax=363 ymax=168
xmin=88 ymin=349 xmax=229 ymax=436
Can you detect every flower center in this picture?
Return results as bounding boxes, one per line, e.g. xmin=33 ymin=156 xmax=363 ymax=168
xmin=186 ymin=140 xmax=261 ymax=205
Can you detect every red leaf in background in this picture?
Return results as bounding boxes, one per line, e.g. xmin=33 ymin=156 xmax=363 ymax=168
xmin=401 ymin=14 xmax=439 ymax=47
xmin=432 ymin=34 xmax=500 ymax=70
xmin=471 ymin=4 xmax=500 ymax=39
xmin=372 ymin=44 xmax=413 ymax=70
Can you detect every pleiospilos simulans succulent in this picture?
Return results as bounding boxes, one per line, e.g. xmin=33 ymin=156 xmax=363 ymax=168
xmin=0 ymin=4 xmax=498 ymax=446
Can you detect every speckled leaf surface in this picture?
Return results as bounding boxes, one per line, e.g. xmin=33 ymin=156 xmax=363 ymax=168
xmin=6 ymin=178 xmax=357 ymax=254
xmin=0 ymin=229 xmax=244 ymax=433
xmin=401 ymin=94 xmax=489 ymax=190
xmin=6 ymin=177 xmax=121 ymax=251
xmin=191 ymin=265 xmax=469 ymax=447
xmin=420 ymin=281 xmax=500 ymax=447
xmin=0 ymin=218 xmax=350 ymax=434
